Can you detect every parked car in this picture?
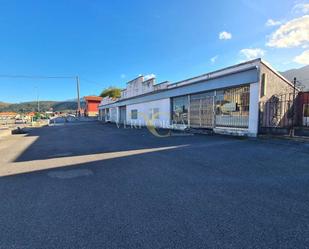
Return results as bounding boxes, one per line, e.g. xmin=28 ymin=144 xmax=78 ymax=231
xmin=15 ymin=119 xmax=26 ymax=124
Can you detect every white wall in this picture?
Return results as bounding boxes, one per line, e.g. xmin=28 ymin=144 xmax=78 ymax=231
xmin=248 ymin=82 xmax=259 ymax=136
xmin=126 ymin=98 xmax=171 ymax=128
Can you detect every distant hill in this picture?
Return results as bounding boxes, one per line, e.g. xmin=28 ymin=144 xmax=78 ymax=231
xmin=0 ymin=102 xmax=10 ymax=108
xmin=0 ymin=100 xmax=85 ymax=113
xmin=281 ymin=65 xmax=309 ymax=91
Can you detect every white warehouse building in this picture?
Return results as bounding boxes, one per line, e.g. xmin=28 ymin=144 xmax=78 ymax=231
xmin=98 ymin=59 xmax=295 ymax=137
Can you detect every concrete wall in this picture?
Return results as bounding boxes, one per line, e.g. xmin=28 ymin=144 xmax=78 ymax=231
xmin=259 ymin=63 xmax=294 ymax=101
xmin=258 ymin=63 xmax=296 ymax=132
xmin=126 ymin=98 xmax=171 ymax=127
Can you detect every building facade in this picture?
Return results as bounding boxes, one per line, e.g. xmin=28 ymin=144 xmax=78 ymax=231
xmin=84 ymin=96 xmax=103 ymax=117
xmin=98 ymin=59 xmax=295 ymax=137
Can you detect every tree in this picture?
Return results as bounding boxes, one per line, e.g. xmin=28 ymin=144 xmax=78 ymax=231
xmin=100 ymin=87 xmax=121 ymax=98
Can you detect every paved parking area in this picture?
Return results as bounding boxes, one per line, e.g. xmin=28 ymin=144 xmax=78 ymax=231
xmin=0 ymin=122 xmax=309 ymax=248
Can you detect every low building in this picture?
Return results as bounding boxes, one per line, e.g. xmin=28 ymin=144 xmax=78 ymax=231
xmin=98 ymin=97 xmax=119 ymax=121
xmin=84 ymin=96 xmax=103 ymax=117
xmin=0 ymin=112 xmax=18 ymax=119
xmin=99 ymin=59 xmax=295 ymax=137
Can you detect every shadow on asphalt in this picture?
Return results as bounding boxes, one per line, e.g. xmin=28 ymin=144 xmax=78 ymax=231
xmin=13 ymin=122 xmax=237 ymax=163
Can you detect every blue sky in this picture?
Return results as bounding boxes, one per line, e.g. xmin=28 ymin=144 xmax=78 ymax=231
xmin=1 ymin=0 xmax=308 ymax=102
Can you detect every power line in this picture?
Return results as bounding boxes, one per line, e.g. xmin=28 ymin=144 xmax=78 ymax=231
xmin=0 ymin=74 xmax=81 ymax=115
xmin=80 ymin=77 xmax=103 ymax=87
xmin=0 ymin=74 xmax=75 ymax=79
xmin=296 ymin=78 xmax=309 ymax=83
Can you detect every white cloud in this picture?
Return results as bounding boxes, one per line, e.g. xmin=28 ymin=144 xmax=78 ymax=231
xmin=265 ymin=19 xmax=282 ymax=26
xmin=120 ymin=74 xmax=126 ymax=79
xmin=294 ymin=50 xmax=309 ymax=64
xmin=210 ymin=55 xmax=218 ymax=63
xmin=266 ymin=15 xmax=309 ymax=48
xmin=293 ymin=3 xmax=309 ymax=14
xmin=144 ymin=74 xmax=156 ymax=80
xmin=240 ymin=48 xmax=265 ymax=60
xmin=219 ymin=31 xmax=232 ymax=40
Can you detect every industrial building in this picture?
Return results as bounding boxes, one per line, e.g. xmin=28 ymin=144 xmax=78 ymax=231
xmin=98 ymin=59 xmax=295 ymax=137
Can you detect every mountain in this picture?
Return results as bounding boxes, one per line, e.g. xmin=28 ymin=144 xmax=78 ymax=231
xmin=281 ymin=65 xmax=309 ymax=91
xmin=0 ymin=100 xmax=84 ymax=113
xmin=0 ymin=102 xmax=10 ymax=108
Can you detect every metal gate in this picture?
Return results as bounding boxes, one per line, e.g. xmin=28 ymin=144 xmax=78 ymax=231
xmin=189 ymin=93 xmax=214 ymax=128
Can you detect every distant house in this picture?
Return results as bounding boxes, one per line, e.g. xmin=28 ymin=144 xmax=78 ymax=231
xmin=0 ymin=112 xmax=18 ymax=119
xmin=24 ymin=112 xmax=36 ymax=121
xmin=84 ymin=96 xmax=103 ymax=117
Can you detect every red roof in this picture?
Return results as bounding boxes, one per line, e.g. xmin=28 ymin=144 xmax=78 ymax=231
xmin=0 ymin=112 xmax=18 ymax=116
xmin=84 ymin=96 xmax=103 ymax=102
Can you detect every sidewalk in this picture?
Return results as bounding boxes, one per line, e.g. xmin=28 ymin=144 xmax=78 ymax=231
xmin=0 ymin=128 xmax=12 ymax=139
xmin=259 ymin=134 xmax=309 ymax=143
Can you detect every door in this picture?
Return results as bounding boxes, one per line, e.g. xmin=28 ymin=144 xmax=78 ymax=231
xmin=200 ymin=96 xmax=214 ymax=128
xmin=119 ymin=106 xmax=126 ymax=124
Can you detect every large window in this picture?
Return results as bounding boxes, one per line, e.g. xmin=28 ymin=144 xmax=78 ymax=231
xmin=172 ymin=96 xmax=188 ymax=124
xmin=215 ymin=85 xmax=250 ymax=128
xmin=131 ymin=109 xmax=138 ymax=119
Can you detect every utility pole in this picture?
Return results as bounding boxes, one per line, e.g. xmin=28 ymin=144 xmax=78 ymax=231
xmin=35 ymin=86 xmax=40 ymax=113
xmin=290 ymin=77 xmax=297 ymax=137
xmin=37 ymin=97 xmax=40 ymax=113
xmin=76 ymin=76 xmax=81 ymax=116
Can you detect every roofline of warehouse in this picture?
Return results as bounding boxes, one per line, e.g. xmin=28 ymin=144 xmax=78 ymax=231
xmin=99 ymin=58 xmax=293 ymax=108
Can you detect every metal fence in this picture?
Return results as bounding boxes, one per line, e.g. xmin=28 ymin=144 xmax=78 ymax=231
xmin=258 ymin=92 xmax=309 ymax=135
xmin=259 ymin=93 xmax=295 ymax=129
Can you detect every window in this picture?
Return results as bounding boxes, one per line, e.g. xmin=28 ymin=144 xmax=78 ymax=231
xmin=149 ymin=108 xmax=160 ymax=120
xmin=215 ymin=86 xmax=250 ymax=128
xmin=131 ymin=109 xmax=138 ymax=119
xmin=172 ymin=96 xmax=188 ymax=124
xmin=260 ymin=73 xmax=266 ymax=97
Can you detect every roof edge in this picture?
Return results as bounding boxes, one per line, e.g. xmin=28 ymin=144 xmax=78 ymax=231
xmin=260 ymin=59 xmax=295 ymax=88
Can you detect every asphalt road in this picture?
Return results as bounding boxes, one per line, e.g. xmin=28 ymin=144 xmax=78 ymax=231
xmin=1 ymin=122 xmax=309 ymax=249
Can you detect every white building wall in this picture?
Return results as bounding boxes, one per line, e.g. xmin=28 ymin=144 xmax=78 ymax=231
xmin=126 ymin=98 xmax=171 ymax=128
xmin=248 ymin=82 xmax=259 ymax=136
